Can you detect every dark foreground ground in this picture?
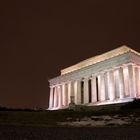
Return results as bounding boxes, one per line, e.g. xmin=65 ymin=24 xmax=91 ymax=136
xmin=1 ymin=101 xmax=140 ymax=139
xmin=0 ymin=125 xmax=140 ymax=140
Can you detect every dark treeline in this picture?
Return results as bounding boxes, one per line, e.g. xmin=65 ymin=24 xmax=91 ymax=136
xmin=0 ymin=107 xmax=45 ymax=111
xmin=121 ymin=99 xmax=140 ymax=109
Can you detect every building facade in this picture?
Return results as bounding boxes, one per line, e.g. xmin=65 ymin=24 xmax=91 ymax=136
xmin=48 ymin=46 xmax=140 ymax=110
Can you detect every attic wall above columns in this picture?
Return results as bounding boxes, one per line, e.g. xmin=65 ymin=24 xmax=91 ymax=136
xmin=49 ymin=52 xmax=133 ymax=86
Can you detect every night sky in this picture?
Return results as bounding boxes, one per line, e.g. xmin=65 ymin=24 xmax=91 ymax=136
xmin=0 ymin=0 xmax=140 ymax=109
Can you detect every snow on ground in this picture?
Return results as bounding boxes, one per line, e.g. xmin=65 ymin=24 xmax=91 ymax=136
xmin=58 ymin=115 xmax=138 ymax=127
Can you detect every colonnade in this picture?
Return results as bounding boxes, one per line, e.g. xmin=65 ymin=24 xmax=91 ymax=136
xmin=49 ymin=63 xmax=140 ymax=110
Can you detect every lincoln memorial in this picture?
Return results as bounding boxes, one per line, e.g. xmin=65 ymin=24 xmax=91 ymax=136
xmin=48 ymin=46 xmax=140 ymax=110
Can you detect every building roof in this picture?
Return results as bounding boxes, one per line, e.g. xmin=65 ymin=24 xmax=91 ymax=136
xmin=61 ymin=45 xmax=140 ymax=75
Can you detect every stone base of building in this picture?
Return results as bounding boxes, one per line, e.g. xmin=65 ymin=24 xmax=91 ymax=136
xmin=48 ymin=97 xmax=138 ymax=110
xmin=88 ymin=97 xmax=135 ymax=106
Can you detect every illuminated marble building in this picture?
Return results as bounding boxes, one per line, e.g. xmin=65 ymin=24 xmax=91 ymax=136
xmin=48 ymin=46 xmax=140 ymax=110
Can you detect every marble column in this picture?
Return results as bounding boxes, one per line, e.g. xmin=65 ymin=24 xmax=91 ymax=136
xmin=65 ymin=84 xmax=68 ymax=106
xmin=75 ymin=79 xmax=81 ymax=104
xmin=58 ymin=85 xmax=62 ymax=108
xmin=118 ymin=67 xmax=125 ymax=99
xmin=62 ymin=83 xmax=66 ymax=106
xmin=104 ymin=72 xmax=109 ymax=100
xmin=68 ymin=81 xmax=75 ymax=104
xmin=53 ymin=87 xmax=57 ymax=108
xmin=98 ymin=73 xmax=106 ymax=101
xmin=123 ymin=66 xmax=130 ymax=97
xmin=91 ymin=76 xmax=97 ymax=103
xmin=49 ymin=86 xmax=54 ymax=109
xmin=138 ymin=67 xmax=140 ymax=97
xmin=128 ymin=64 xmax=136 ymax=98
xmin=70 ymin=81 xmax=75 ymax=103
xmin=107 ymin=70 xmax=115 ymax=100
xmin=114 ymin=69 xmax=120 ymax=98
xmin=83 ymin=77 xmax=89 ymax=104
xmin=135 ymin=66 xmax=140 ymax=97
xmin=67 ymin=82 xmax=71 ymax=104
xmin=97 ymin=75 xmax=100 ymax=101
